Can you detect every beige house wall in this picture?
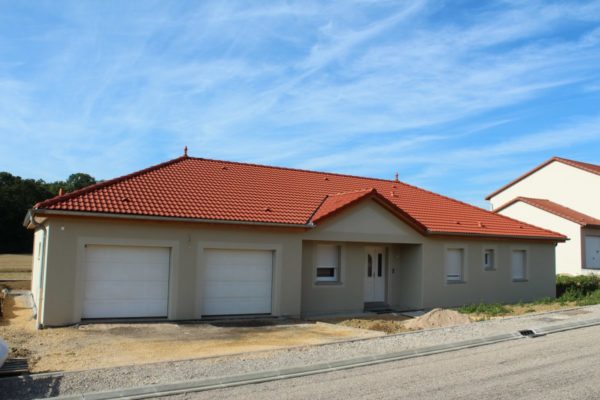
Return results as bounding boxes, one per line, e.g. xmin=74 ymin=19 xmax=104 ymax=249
xmin=489 ymin=161 xmax=600 ymax=217
xmin=35 ymin=199 xmax=558 ymax=326
xmin=498 ymin=201 xmax=582 ymax=275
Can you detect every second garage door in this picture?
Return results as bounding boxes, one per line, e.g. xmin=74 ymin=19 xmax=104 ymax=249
xmin=202 ymin=249 xmax=273 ymax=316
xmin=83 ymin=245 xmax=170 ymax=319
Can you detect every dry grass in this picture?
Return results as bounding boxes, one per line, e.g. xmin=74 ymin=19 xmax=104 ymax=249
xmin=0 ymin=297 xmax=380 ymax=373
xmin=0 ymin=254 xmax=32 ymax=272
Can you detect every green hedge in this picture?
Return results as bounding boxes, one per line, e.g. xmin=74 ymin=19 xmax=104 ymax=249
xmin=556 ymin=274 xmax=600 ymax=298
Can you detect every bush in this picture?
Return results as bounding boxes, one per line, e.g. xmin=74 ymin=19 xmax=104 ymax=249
xmin=457 ymin=303 xmax=511 ymax=316
xmin=575 ymin=290 xmax=600 ymax=306
xmin=556 ymin=275 xmax=600 ymax=298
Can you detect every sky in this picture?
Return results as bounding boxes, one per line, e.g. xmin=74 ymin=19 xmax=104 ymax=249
xmin=1 ymin=1 xmax=599 ymax=208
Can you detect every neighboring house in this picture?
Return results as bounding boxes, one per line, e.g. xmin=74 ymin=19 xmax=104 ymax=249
xmin=487 ymin=157 xmax=600 ymax=275
xmin=24 ymin=152 xmax=565 ymax=327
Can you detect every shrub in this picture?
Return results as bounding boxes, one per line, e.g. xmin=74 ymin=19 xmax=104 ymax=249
xmin=556 ymin=275 xmax=600 ymax=298
xmin=575 ymin=289 xmax=600 ymax=306
xmin=457 ymin=303 xmax=511 ymax=316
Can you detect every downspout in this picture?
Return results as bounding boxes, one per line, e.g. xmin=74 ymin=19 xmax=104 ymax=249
xmin=29 ymin=211 xmax=47 ymax=329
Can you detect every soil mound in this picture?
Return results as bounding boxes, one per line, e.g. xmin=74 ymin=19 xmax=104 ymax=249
xmin=403 ymin=308 xmax=471 ymax=330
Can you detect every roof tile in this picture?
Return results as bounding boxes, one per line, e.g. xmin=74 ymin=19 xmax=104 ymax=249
xmin=34 ymin=156 xmax=565 ymax=240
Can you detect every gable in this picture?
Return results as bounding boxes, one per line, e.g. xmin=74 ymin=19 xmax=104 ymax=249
xmin=304 ymin=200 xmax=424 ymax=243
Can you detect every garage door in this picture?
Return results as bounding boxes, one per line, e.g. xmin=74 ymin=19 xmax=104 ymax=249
xmin=202 ymin=249 xmax=273 ymax=316
xmin=585 ymin=236 xmax=600 ymax=269
xmin=83 ymin=245 xmax=170 ymax=319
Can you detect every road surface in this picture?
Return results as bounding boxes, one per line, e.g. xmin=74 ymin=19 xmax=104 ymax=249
xmin=163 ymin=325 xmax=600 ymax=400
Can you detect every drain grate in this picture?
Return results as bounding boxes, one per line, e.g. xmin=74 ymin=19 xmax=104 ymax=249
xmin=518 ymin=329 xmax=538 ymax=337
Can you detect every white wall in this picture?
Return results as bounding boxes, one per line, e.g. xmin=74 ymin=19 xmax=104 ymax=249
xmin=498 ymin=201 xmax=582 ymax=275
xmin=489 ymin=161 xmax=600 ymax=218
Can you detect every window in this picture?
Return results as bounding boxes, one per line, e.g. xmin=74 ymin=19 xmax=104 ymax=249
xmin=584 ymin=236 xmax=600 ymax=269
xmin=445 ymin=248 xmax=464 ymax=282
xmin=316 ymin=244 xmax=340 ymax=282
xmin=511 ymin=250 xmax=527 ymax=281
xmin=483 ymin=249 xmax=495 ymax=270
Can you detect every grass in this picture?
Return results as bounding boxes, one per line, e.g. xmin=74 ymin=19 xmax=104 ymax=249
xmin=457 ymin=303 xmax=511 ymax=316
xmin=457 ymin=289 xmax=600 ymax=318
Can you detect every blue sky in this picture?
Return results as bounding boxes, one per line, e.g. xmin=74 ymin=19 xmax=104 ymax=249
xmin=1 ymin=1 xmax=599 ymax=208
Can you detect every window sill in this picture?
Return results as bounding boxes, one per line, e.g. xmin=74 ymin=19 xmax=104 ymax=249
xmin=315 ymin=281 xmax=343 ymax=286
xmin=512 ymin=279 xmax=528 ymax=283
xmin=483 ymin=268 xmax=496 ymax=272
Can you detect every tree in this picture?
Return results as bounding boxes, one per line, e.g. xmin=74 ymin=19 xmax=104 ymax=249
xmin=0 ymin=171 xmax=97 ymax=253
xmin=0 ymin=172 xmax=53 ymax=253
xmin=65 ymin=173 xmax=96 ymax=192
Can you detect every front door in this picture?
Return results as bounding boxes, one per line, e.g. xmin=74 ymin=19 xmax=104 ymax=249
xmin=364 ymin=247 xmax=386 ymax=302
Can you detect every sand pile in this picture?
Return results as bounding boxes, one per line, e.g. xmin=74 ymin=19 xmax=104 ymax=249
xmin=403 ymin=308 xmax=471 ymax=330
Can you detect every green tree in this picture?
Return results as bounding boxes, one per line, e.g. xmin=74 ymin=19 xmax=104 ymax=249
xmin=65 ymin=173 xmax=96 ymax=192
xmin=0 ymin=172 xmax=53 ymax=253
xmin=0 ymin=171 xmax=98 ymax=253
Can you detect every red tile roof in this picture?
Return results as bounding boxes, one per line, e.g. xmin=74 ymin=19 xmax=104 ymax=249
xmin=495 ymin=197 xmax=600 ymax=227
xmin=32 ymin=155 xmax=566 ymax=240
xmin=486 ymin=157 xmax=600 ymax=200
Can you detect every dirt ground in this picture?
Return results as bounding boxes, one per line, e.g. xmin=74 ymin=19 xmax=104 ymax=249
xmin=0 ymin=296 xmax=382 ymax=373
xmin=319 ymin=313 xmax=413 ymax=334
xmin=0 ymin=254 xmax=32 ymax=272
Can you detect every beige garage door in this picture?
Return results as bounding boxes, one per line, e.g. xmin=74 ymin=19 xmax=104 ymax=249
xmin=202 ymin=249 xmax=273 ymax=316
xmin=83 ymin=245 xmax=170 ymax=319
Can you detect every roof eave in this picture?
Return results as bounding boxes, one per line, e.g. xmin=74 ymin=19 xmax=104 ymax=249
xmin=427 ymin=230 xmax=567 ymax=242
xmin=29 ymin=209 xmax=314 ymax=229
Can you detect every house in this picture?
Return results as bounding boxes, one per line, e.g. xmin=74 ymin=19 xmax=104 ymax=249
xmin=487 ymin=157 xmax=600 ymax=275
xmin=24 ymin=151 xmax=565 ymax=327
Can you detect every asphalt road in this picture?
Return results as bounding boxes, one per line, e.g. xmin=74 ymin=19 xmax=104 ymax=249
xmin=163 ymin=325 xmax=600 ymax=400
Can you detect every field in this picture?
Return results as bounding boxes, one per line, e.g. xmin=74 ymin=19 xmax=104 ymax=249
xmin=0 ymin=254 xmax=32 ymax=289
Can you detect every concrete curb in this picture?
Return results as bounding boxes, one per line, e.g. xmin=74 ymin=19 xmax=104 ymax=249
xmin=55 ymin=317 xmax=600 ymax=400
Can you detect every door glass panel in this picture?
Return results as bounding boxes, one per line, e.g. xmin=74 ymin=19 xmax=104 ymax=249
xmin=367 ymin=254 xmax=372 ymax=277
xmin=377 ymin=253 xmax=383 ymax=277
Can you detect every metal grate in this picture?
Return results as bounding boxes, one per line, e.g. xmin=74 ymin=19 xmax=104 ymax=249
xmin=0 ymin=358 xmax=29 ymax=377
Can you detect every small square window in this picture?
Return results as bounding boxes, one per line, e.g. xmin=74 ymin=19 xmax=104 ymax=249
xmin=484 ymin=249 xmax=495 ymax=270
xmin=316 ymin=244 xmax=340 ymax=283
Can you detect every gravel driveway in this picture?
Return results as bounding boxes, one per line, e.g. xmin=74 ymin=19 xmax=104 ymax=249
xmin=2 ymin=304 xmax=600 ymax=399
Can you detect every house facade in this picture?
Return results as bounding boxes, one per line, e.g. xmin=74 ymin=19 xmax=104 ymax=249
xmin=26 ymin=154 xmax=564 ymax=327
xmin=487 ymin=157 xmax=600 ymax=275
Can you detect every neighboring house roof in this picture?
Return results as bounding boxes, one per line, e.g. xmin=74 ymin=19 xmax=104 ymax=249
xmin=495 ymin=197 xmax=600 ymax=228
xmin=485 ymin=157 xmax=600 ymax=200
xmin=31 ymin=155 xmax=565 ymax=240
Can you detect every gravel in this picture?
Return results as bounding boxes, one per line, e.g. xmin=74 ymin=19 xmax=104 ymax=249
xmin=2 ymin=305 xmax=600 ymax=400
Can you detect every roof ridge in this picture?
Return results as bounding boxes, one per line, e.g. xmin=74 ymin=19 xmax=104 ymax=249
xmin=190 ymin=156 xmax=400 ymax=184
xmin=34 ymin=156 xmax=189 ymax=209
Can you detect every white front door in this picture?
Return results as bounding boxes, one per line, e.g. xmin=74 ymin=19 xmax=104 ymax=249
xmin=585 ymin=236 xmax=600 ymax=269
xmin=364 ymin=247 xmax=386 ymax=302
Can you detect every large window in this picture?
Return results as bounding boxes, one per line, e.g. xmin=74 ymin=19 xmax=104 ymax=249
xmin=445 ymin=248 xmax=465 ymax=283
xmin=316 ymin=244 xmax=341 ymax=282
xmin=511 ymin=250 xmax=527 ymax=281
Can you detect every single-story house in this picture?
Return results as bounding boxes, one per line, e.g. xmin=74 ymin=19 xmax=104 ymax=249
xmin=487 ymin=157 xmax=600 ymax=275
xmin=25 ymin=151 xmax=565 ymax=327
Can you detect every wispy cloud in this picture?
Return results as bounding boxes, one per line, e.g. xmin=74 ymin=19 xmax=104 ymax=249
xmin=0 ymin=0 xmax=599 ymax=205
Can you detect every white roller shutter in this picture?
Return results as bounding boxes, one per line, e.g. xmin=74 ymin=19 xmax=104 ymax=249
xmin=83 ymin=245 xmax=170 ymax=318
xmin=202 ymin=249 xmax=273 ymax=316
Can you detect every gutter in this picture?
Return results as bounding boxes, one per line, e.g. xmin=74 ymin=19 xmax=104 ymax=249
xmin=26 ymin=211 xmax=47 ymax=329
xmin=27 ymin=209 xmax=315 ymax=229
